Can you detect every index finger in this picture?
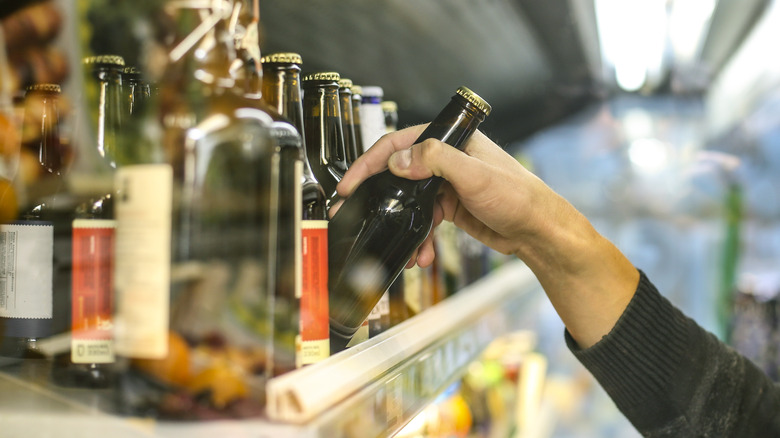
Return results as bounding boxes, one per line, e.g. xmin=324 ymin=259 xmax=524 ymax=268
xmin=337 ymin=124 xmax=429 ymax=197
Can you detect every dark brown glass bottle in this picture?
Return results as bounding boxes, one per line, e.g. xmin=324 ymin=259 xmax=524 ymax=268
xmin=0 ymin=84 xmax=67 ymax=359
xmin=302 ymin=72 xmax=348 ymax=204
xmin=261 ymin=53 xmax=327 ymax=221
xmin=327 ymin=87 xmax=491 ymax=352
xmin=338 ymin=78 xmax=360 ymax=167
xmin=350 ymin=84 xmax=365 ymax=156
xmin=382 ymin=100 xmax=398 ymax=133
xmin=262 ymin=52 xmax=330 ymax=366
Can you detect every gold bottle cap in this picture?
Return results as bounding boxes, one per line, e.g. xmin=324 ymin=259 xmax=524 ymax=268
xmin=381 ymin=100 xmax=398 ymax=112
xmin=260 ymin=52 xmax=303 ymax=64
xmin=83 ymin=55 xmax=126 ymax=67
xmin=338 ymin=78 xmax=353 ymax=88
xmin=26 ymin=83 xmax=61 ymax=93
xmin=351 ymin=84 xmax=363 ymax=95
xmin=455 ymin=86 xmax=491 ymax=116
xmin=303 ymin=72 xmax=340 ymax=82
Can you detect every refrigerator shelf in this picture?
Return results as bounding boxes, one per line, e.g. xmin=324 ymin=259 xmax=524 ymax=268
xmin=0 ymin=261 xmax=543 ymax=437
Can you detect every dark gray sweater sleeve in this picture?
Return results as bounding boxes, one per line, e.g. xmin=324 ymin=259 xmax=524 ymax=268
xmin=565 ymin=270 xmax=780 ymax=437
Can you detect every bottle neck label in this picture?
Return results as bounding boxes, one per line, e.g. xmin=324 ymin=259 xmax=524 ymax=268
xmin=71 ymin=219 xmax=116 ymax=364
xmin=0 ymin=223 xmax=53 ymax=320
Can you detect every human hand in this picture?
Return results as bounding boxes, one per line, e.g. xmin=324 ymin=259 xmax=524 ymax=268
xmin=334 ymin=124 xmax=558 ymax=269
xmin=336 ymin=124 xmax=640 ymax=348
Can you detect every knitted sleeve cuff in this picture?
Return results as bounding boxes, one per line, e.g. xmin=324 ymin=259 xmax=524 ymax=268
xmin=565 ymin=270 xmax=693 ymax=422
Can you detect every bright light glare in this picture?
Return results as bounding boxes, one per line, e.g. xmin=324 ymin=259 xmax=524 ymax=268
xmin=629 ymin=138 xmax=670 ymax=173
xmin=622 ymin=109 xmax=654 ymax=140
xmin=670 ymin=0 xmax=717 ymax=63
xmin=615 ymin=63 xmax=647 ymax=92
xmin=595 ymin=0 xmax=668 ymax=91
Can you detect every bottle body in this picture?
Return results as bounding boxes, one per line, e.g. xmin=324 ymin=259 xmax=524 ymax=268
xmin=262 ymin=53 xmax=330 ymax=367
xmin=51 ymin=55 xmax=126 ymax=388
xmin=328 ymin=87 xmax=490 ymax=351
xmin=0 ymin=84 xmax=68 ymax=359
xmin=112 ymin=9 xmax=281 ymax=418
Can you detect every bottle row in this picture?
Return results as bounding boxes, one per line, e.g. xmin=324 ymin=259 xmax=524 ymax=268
xmin=0 ymin=1 xmax=505 ymax=422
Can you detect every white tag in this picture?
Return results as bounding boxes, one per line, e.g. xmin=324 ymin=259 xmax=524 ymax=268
xmin=0 ymin=223 xmax=53 ymax=319
xmin=113 ymin=165 xmax=173 ymax=359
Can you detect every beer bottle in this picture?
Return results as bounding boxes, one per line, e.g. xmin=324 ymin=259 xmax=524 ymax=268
xmin=0 ymin=84 xmax=68 ymax=359
xmin=381 ymin=100 xmax=398 ymax=133
xmin=122 ymin=66 xmax=152 ymax=117
xmin=338 ymin=78 xmax=360 ymax=167
xmin=51 ymin=55 xmax=126 ymax=388
xmin=302 ymin=72 xmax=348 ymax=204
xmin=359 ymin=85 xmax=386 ymax=151
xmin=327 ymin=87 xmax=491 ymax=352
xmin=350 ymin=84 xmax=365 ymax=156
xmin=261 ymin=52 xmax=330 ymax=366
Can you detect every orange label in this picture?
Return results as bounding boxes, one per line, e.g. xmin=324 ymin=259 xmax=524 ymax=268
xmin=71 ymin=219 xmax=116 ymax=363
xmin=300 ymin=220 xmax=329 ymax=365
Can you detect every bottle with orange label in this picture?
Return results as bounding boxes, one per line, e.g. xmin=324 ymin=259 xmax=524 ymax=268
xmin=51 ymin=55 xmax=125 ymax=388
xmin=261 ymin=52 xmax=330 ymax=367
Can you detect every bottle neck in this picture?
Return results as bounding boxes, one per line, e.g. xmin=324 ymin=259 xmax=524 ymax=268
xmin=384 ymin=96 xmax=486 ymax=193
xmin=92 ymin=65 xmax=123 ymax=168
xmin=303 ymin=82 xmax=348 ymax=176
xmin=263 ymin=65 xmax=320 ymax=188
xmin=27 ymin=91 xmax=64 ymax=176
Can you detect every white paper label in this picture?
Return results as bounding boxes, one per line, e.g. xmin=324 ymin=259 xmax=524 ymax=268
xmin=0 ymin=223 xmax=53 ymax=319
xmin=114 ymin=164 xmax=172 ymax=359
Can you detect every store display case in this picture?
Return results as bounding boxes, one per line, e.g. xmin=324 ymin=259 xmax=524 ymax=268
xmin=0 ymin=260 xmax=543 ymax=437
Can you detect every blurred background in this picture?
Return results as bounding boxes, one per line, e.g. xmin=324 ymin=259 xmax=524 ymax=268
xmin=3 ymin=0 xmax=780 ymax=436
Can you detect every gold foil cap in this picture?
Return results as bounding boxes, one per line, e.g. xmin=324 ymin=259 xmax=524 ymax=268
xmin=260 ymin=52 xmax=303 ymax=64
xmin=338 ymin=78 xmax=353 ymax=88
xmin=83 ymin=55 xmax=126 ymax=67
xmin=381 ymin=101 xmax=398 ymax=112
xmin=351 ymin=85 xmax=363 ymax=95
xmin=303 ymin=72 xmax=340 ymax=82
xmin=455 ymin=86 xmax=491 ymax=116
xmin=26 ymin=83 xmax=61 ymax=93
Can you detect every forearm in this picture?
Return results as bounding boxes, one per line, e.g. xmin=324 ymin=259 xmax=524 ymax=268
xmin=513 ymin=191 xmax=638 ymax=348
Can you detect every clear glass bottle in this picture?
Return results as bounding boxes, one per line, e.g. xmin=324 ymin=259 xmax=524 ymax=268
xmin=113 ymin=5 xmax=280 ymax=418
xmin=327 ymin=87 xmax=491 ymax=352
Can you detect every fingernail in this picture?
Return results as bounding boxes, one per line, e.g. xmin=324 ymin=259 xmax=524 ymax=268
xmin=392 ymin=149 xmax=412 ymax=170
